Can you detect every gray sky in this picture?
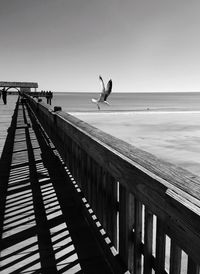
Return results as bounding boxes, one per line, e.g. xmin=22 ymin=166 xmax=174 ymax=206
xmin=1 ymin=0 xmax=200 ymax=92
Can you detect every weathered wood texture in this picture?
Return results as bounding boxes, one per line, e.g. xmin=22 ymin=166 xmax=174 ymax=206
xmin=26 ymin=95 xmax=200 ymax=273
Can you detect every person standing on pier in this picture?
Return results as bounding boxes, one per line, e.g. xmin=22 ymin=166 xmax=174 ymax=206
xmin=49 ymin=91 xmax=53 ymax=105
xmin=45 ymin=91 xmax=53 ymax=105
xmin=2 ymin=88 xmax=7 ymax=105
xmin=45 ymin=91 xmax=50 ymax=104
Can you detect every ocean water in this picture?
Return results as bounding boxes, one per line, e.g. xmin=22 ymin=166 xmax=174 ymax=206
xmin=50 ymin=92 xmax=200 ymax=112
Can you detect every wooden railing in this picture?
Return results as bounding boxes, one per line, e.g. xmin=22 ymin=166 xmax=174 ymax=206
xmin=26 ymin=95 xmax=200 ymax=274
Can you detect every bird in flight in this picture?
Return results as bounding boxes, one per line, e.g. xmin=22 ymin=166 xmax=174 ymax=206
xmin=92 ymin=75 xmax=113 ymax=110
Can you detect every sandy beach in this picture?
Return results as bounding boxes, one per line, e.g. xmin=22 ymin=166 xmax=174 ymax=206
xmin=72 ymin=110 xmax=200 ymax=177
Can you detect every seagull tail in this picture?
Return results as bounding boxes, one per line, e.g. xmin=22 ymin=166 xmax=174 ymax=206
xmin=104 ymin=101 xmax=110 ymax=105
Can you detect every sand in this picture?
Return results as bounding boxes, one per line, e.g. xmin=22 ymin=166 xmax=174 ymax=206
xmin=71 ymin=110 xmax=200 ymax=272
xmin=71 ymin=110 xmax=200 ymax=177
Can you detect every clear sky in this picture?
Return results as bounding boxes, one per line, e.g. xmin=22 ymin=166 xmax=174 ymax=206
xmin=1 ymin=0 xmax=200 ymax=92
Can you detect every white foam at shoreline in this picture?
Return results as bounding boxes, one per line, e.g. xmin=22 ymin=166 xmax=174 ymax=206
xmin=70 ymin=110 xmax=200 ymax=116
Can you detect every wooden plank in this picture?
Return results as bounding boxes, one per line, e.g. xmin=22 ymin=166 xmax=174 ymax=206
xmin=134 ymin=199 xmax=142 ymax=274
xmin=107 ymin=175 xmax=118 ymax=248
xmin=86 ymin=156 xmax=92 ymax=206
xmin=155 ymin=219 xmax=166 ymax=274
xmin=91 ymin=159 xmax=96 ymax=210
xmin=86 ymin=155 xmax=91 ymax=203
xmin=119 ymin=185 xmax=129 ymax=265
xmin=102 ymin=169 xmax=107 ymax=229
xmin=187 ymin=257 xmax=200 ymax=274
xmin=118 ymin=188 xmax=135 ymax=271
xmin=96 ymin=165 xmax=103 ymax=224
xmin=76 ymin=145 xmax=81 ymax=187
xmin=105 ymin=172 xmax=111 ymax=236
xmin=169 ymin=240 xmax=181 ymax=274
xmin=80 ymin=149 xmax=87 ymax=193
xmin=144 ymin=207 xmax=153 ymax=273
xmin=128 ymin=193 xmax=135 ymax=273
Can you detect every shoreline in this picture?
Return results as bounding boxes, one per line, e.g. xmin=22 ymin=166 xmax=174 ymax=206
xmin=69 ymin=108 xmax=200 ymax=115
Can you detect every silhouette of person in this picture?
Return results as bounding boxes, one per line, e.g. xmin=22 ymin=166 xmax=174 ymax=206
xmin=2 ymin=88 xmax=7 ymax=105
xmin=46 ymin=91 xmax=50 ymax=104
xmin=45 ymin=91 xmax=53 ymax=105
xmin=49 ymin=91 xmax=53 ymax=105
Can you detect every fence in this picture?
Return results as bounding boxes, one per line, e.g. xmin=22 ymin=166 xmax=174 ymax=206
xmin=26 ymin=95 xmax=200 ymax=274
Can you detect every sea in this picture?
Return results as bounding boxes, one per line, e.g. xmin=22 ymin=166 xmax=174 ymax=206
xmin=50 ymin=91 xmax=200 ymax=112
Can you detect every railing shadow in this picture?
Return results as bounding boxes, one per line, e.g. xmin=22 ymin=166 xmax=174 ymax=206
xmin=26 ymin=100 xmax=123 ymax=273
xmin=0 ymin=101 xmax=83 ymax=273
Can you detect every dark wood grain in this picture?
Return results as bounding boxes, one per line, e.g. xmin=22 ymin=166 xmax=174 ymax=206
xmin=27 ymin=95 xmax=200 ymax=272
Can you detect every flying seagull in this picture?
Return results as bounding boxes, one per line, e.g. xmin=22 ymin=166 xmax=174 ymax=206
xmin=92 ymin=75 xmax=113 ymax=110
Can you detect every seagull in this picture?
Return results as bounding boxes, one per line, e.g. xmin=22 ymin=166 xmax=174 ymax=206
xmin=92 ymin=75 xmax=113 ymax=110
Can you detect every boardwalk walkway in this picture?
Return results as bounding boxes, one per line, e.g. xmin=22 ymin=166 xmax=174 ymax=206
xmin=0 ymin=97 xmax=118 ymax=273
xmin=0 ymin=95 xmax=18 ymax=157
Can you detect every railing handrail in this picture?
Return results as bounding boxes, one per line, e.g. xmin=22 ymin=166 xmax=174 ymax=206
xmin=33 ymin=97 xmax=200 ymax=198
xmin=26 ymin=95 xmax=200 ymax=271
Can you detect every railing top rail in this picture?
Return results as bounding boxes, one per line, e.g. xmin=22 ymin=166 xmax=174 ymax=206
xmin=31 ymin=97 xmax=200 ymax=203
xmin=64 ymin=113 xmax=200 ymax=195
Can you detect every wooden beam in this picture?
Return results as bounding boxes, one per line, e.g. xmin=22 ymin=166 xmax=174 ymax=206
xmin=0 ymin=81 xmax=38 ymax=88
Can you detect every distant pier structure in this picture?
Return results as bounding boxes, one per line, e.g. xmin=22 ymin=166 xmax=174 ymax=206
xmin=0 ymin=81 xmax=38 ymax=94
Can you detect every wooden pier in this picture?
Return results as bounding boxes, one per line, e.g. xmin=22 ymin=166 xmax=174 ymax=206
xmin=1 ymin=94 xmax=200 ymax=273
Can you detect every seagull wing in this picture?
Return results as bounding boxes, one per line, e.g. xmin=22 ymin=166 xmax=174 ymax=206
xmin=104 ymin=80 xmax=112 ymax=101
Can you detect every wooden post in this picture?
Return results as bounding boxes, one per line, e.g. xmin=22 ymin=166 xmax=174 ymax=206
xmin=134 ymin=199 xmax=142 ymax=274
xmin=144 ymin=207 xmax=153 ymax=273
xmin=155 ymin=219 xmax=166 ymax=273
xmin=169 ymin=241 xmax=181 ymax=274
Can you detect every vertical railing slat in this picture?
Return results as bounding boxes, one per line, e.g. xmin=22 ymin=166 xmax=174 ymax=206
xmin=144 ymin=207 xmax=153 ymax=274
xmin=102 ymin=169 xmax=107 ymax=229
xmin=111 ymin=178 xmax=118 ymax=249
xmin=119 ymin=186 xmax=135 ymax=271
xmin=91 ymin=159 xmax=97 ymax=211
xmin=187 ymin=257 xmax=200 ymax=274
xmin=128 ymin=193 xmax=135 ymax=273
xmin=119 ymin=185 xmax=129 ymax=265
xmin=105 ymin=174 xmax=117 ymax=248
xmin=134 ymin=199 xmax=142 ymax=274
xmin=87 ymin=155 xmax=92 ymax=204
xmin=169 ymin=241 xmax=181 ymax=274
xmin=97 ymin=166 xmax=103 ymax=225
xmin=155 ymin=219 xmax=166 ymax=274
xmin=81 ymin=149 xmax=87 ymax=194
